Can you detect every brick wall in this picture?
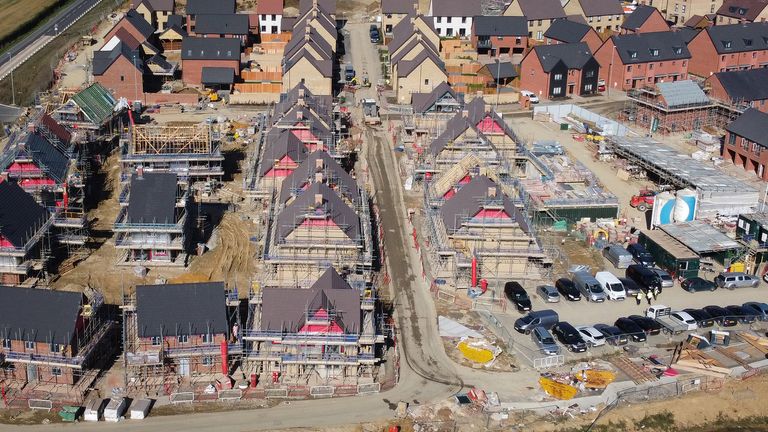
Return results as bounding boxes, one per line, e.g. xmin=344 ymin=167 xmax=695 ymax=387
xmin=519 ymin=51 xmax=549 ymax=98
xmin=95 ymin=56 xmax=144 ymax=100
xmin=182 ymin=59 xmax=241 ymax=86
xmin=596 ymin=40 xmax=689 ymax=91
xmin=706 ymin=74 xmax=768 ymax=112
xmin=722 ymin=131 xmax=768 ymax=180
xmin=1 ymin=339 xmax=78 ymax=385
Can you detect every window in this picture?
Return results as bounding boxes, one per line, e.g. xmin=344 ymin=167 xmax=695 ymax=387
xmin=2 ymin=339 xmax=10 ymax=349
xmin=627 ymin=65 xmax=632 ymax=72
xmin=120 ymin=75 xmax=125 ymax=82
xmin=178 ymin=335 xmax=189 ymax=344
xmin=723 ymin=41 xmax=732 ymax=49
xmin=554 ymin=73 xmax=563 ymax=80
xmin=553 ymin=87 xmax=562 ymax=95
xmin=261 ymin=25 xmax=266 ymax=32
xmin=51 ymin=367 xmax=62 ymax=377
xmin=202 ymin=334 xmax=213 ymax=344
xmin=682 ymin=4 xmax=686 ymax=12
xmin=424 ymin=78 xmax=430 ymax=85
xmin=673 ymin=47 xmax=682 ymax=55
xmin=536 ymin=31 xmax=543 ymax=39
xmin=674 ymin=3 xmax=678 ymax=11
xmin=202 ymin=356 xmax=214 ymax=366
xmin=50 ymin=343 xmax=60 ymax=353
xmin=436 ymin=17 xmax=441 ymax=23
xmin=586 ymin=70 xmax=595 ymax=78
xmin=629 ymin=50 xmax=637 ymax=59
xmin=711 ymin=4 xmax=715 ymax=13
xmin=597 ymin=16 xmax=601 ymax=22
xmin=446 ymin=17 xmax=452 ymax=23
xmin=683 ymin=60 xmax=686 ymax=67
xmin=584 ymin=83 xmax=594 ymax=92
xmin=462 ymin=17 xmax=467 ymax=23
xmin=678 ymin=261 xmax=688 ymax=271
xmin=649 ymin=63 xmax=654 ymax=70
xmin=589 ymin=17 xmax=593 ymax=22
xmin=515 ymin=37 xmax=521 ymax=44
xmin=151 ymin=336 xmax=161 ymax=346
xmin=538 ymin=20 xmax=543 ymax=26
xmin=25 ymin=341 xmax=35 ymax=350
xmin=754 ymin=52 xmax=758 ymax=59
xmin=649 ymin=48 xmax=659 ymax=57
xmin=271 ymin=14 xmax=276 ymax=20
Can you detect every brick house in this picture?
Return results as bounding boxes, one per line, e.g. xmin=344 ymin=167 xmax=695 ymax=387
xmin=131 ymin=0 xmax=174 ymax=31
xmin=186 ymin=0 xmax=236 ymax=33
xmin=544 ymin=18 xmax=603 ymax=52
xmin=472 ymin=16 xmax=528 ymax=57
xmin=428 ymin=0 xmax=481 ymax=38
xmin=192 ymin=14 xmax=250 ymax=44
xmin=563 ymin=0 xmax=624 ymax=33
xmin=503 ymin=0 xmax=567 ymax=41
xmin=520 ymin=42 xmax=600 ymax=99
xmin=93 ymin=41 xmax=145 ymax=100
xmin=258 ymin=129 xmax=310 ymax=188
xmin=722 ymin=108 xmax=768 ymax=179
xmin=628 ymin=80 xmax=714 ymax=133
xmin=595 ymin=31 xmax=691 ymax=91
xmin=105 ymin=10 xmax=157 ymax=52
xmin=257 ymin=0 xmax=284 ymax=34
xmin=159 ymin=15 xmax=187 ymax=51
xmin=705 ymin=67 xmax=768 ymax=111
xmin=686 ymin=23 xmax=768 ymax=78
xmin=381 ymin=0 xmax=417 ymax=39
xmin=181 ymin=37 xmax=241 ymax=86
xmin=716 ymin=0 xmax=768 ymax=24
xmin=619 ymin=5 xmax=670 ymax=34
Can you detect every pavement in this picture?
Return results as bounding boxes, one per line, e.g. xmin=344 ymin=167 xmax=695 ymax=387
xmin=0 ymin=0 xmax=102 ymax=83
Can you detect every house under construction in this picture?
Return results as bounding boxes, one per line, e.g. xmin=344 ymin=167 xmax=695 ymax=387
xmin=0 ymin=285 xmax=115 ymax=404
xmin=119 ymin=122 xmax=224 ymax=187
xmin=50 ymin=83 xmax=122 ymax=139
xmin=244 ymin=268 xmax=383 ymax=386
xmin=113 ymin=172 xmax=192 ymax=266
xmin=122 ymin=282 xmax=241 ymax=393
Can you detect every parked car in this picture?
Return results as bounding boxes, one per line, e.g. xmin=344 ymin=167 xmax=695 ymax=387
xmin=681 ymin=277 xmax=717 ymax=293
xmin=626 ymin=264 xmax=662 ymax=293
xmin=536 ymin=285 xmax=560 ymax=303
xmin=603 ymin=244 xmax=633 ymax=269
xmin=683 ymin=308 xmax=715 ymax=328
xmin=627 ymin=315 xmax=662 ymax=335
xmin=618 ymin=277 xmax=643 ymax=295
xmin=531 ymin=327 xmax=560 ymax=355
xmin=743 ymin=302 xmax=768 ymax=321
xmin=573 ymin=271 xmax=606 ymax=302
xmin=725 ymin=305 xmax=756 ymax=324
xmin=555 ymin=278 xmax=581 ymax=301
xmin=668 ymin=311 xmax=699 ymax=331
xmin=514 ymin=310 xmax=559 ymax=334
xmin=702 ymin=305 xmax=738 ymax=327
xmin=369 ymin=24 xmax=380 ymax=43
xmin=504 ymin=282 xmax=532 ymax=312
xmin=626 ymin=243 xmax=655 ymax=267
xmin=714 ymin=272 xmax=760 ymax=289
xmin=520 ymin=90 xmax=539 ymax=103
xmin=552 ymin=322 xmax=587 ymax=352
xmin=577 ymin=326 xmax=607 ymax=347
xmin=344 ymin=64 xmax=355 ymax=82
xmin=595 ymin=271 xmax=626 ymax=301
xmin=614 ymin=318 xmax=647 ymax=342
xmin=593 ymin=324 xmax=628 ymax=346
xmin=651 ymin=268 xmax=674 ymax=288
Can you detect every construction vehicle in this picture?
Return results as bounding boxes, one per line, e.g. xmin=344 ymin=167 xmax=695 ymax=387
xmin=362 ymin=99 xmax=381 ymax=125
xmin=630 ymin=188 xmax=656 ymax=212
xmin=204 ymin=88 xmax=220 ymax=102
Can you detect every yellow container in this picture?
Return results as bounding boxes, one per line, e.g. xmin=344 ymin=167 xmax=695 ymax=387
xmin=729 ymin=262 xmax=746 ymax=273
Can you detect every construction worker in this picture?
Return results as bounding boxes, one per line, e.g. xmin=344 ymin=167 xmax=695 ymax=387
xmin=646 ymin=289 xmax=653 ymax=305
xmin=635 ymin=291 xmax=643 ymax=305
xmin=653 ymin=286 xmax=660 ymax=300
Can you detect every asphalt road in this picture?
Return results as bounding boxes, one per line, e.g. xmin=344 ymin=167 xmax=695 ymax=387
xmin=0 ymin=0 xmax=101 ymax=81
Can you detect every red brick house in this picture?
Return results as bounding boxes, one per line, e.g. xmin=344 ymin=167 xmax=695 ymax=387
xmin=105 ymin=10 xmax=157 ymax=50
xmin=520 ymin=42 xmax=600 ymax=99
xmin=705 ymin=67 xmax=768 ymax=112
xmin=544 ymin=18 xmax=603 ymax=53
xmin=619 ymin=5 xmax=670 ymax=34
xmin=192 ymin=14 xmax=250 ymax=44
xmin=686 ymin=23 xmax=768 ymax=78
xmin=716 ymin=0 xmax=768 ymax=25
xmin=595 ymin=31 xmax=691 ymax=91
xmin=181 ymin=37 xmax=241 ymax=86
xmin=722 ymin=108 xmax=768 ymax=180
xmin=186 ymin=0 xmax=236 ymax=33
xmin=93 ymin=42 xmax=145 ymax=100
xmin=472 ymin=16 xmax=528 ymax=57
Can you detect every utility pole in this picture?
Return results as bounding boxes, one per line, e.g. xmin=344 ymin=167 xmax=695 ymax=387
xmin=8 ymin=53 xmax=15 ymax=106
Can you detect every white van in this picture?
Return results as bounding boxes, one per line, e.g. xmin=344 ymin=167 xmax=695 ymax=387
xmin=595 ymin=271 xmax=626 ymax=300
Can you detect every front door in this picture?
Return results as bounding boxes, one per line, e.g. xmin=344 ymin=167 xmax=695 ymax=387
xmin=568 ymin=84 xmax=575 ymax=95
xmin=179 ymin=358 xmax=190 ymax=377
xmin=27 ymin=365 xmax=38 ymax=382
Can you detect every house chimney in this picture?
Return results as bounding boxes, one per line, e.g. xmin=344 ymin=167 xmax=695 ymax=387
xmin=410 ymin=16 xmax=415 ymax=25
xmin=298 ymin=88 xmax=306 ymax=98
xmin=315 ymin=158 xmax=324 ymax=169
xmin=315 ymin=172 xmax=324 ymax=183
xmin=416 ymin=32 xmax=422 ymax=41
xmin=137 ymin=166 xmax=144 ymax=179
xmin=298 ymin=97 xmax=305 ymax=106
xmin=487 ymin=186 xmax=496 ymax=198
xmin=305 ymin=27 xmax=311 ymax=41
xmin=297 ymin=110 xmax=304 ymax=120
xmin=314 ymin=193 xmax=323 ymax=206
xmin=313 ymin=0 xmax=318 ymax=8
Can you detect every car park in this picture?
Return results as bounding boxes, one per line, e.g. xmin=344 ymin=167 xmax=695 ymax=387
xmin=552 ymin=322 xmax=587 ymax=352
xmin=668 ymin=311 xmax=698 ymax=331
xmin=618 ymin=277 xmax=643 ymax=295
xmin=531 ymin=327 xmax=560 ymax=355
xmin=593 ymin=324 xmax=628 ymax=346
xmin=725 ymin=305 xmax=756 ymax=324
xmin=681 ymin=277 xmax=716 ymax=293
xmin=504 ymin=281 xmax=532 ymax=312
xmin=603 ymin=244 xmax=633 ymax=269
xmin=714 ymin=272 xmax=760 ymax=289
xmin=627 ymin=315 xmax=662 ymax=335
xmin=576 ymin=326 xmax=606 ymax=347
xmin=595 ymin=271 xmax=626 ymax=300
xmin=555 ymin=278 xmax=581 ymax=301
xmin=626 ymin=243 xmax=655 ymax=267
xmin=646 ymin=306 xmax=697 ymax=333
xmin=743 ymin=302 xmax=768 ymax=321
xmin=520 ymin=90 xmax=539 ymax=103
xmin=514 ymin=310 xmax=559 ymax=334
xmin=614 ymin=318 xmax=647 ymax=342
xmin=651 ymin=268 xmax=674 ymax=288
xmin=702 ymin=305 xmax=738 ymax=327
xmin=536 ymin=285 xmax=560 ymax=303
xmin=684 ymin=308 xmax=715 ymax=328
xmin=573 ymin=271 xmax=606 ymax=302
xmin=626 ymin=264 xmax=662 ymax=293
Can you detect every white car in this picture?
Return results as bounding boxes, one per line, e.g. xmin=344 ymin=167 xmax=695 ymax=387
xmin=595 ymin=271 xmax=626 ymax=301
xmin=520 ymin=90 xmax=539 ymax=103
xmin=577 ymin=326 xmax=606 ymax=347
xmin=669 ymin=311 xmax=698 ymax=331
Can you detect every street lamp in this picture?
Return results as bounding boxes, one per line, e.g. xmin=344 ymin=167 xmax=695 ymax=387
xmin=607 ymin=43 xmax=617 ymax=98
xmin=7 ymin=52 xmax=14 ymax=106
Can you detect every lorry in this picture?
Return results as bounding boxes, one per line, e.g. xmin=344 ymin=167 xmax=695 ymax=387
xmin=645 ymin=305 xmax=697 ymax=335
xmin=344 ymin=64 xmax=355 ymax=82
xmin=630 ymin=188 xmax=656 ymax=212
xmin=362 ymin=98 xmax=381 ymax=125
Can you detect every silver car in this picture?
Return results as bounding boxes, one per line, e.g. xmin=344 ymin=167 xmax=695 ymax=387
xmin=651 ymin=268 xmax=674 ymax=288
xmin=531 ymin=327 xmax=560 ymax=355
xmin=714 ymin=272 xmax=760 ymax=289
xmin=536 ymin=285 xmax=560 ymax=303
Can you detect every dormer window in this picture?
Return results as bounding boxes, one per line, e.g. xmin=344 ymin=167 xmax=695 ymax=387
xmin=744 ymin=38 xmax=753 ymax=46
xmin=629 ymin=50 xmax=638 ymax=59
xmin=673 ymin=46 xmax=682 ymax=54
xmin=723 ymin=40 xmax=732 ymax=49
xmin=739 ymin=7 xmax=747 ymax=15
xmin=649 ymin=48 xmax=659 ymax=57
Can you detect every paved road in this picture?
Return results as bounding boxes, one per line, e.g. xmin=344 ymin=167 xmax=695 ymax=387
xmin=0 ymin=0 xmax=102 ymax=82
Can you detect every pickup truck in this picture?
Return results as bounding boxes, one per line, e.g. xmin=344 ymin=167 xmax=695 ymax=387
xmin=646 ymin=305 xmax=697 ymax=335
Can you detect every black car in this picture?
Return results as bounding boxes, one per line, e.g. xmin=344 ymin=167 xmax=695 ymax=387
xmin=683 ymin=308 xmax=715 ymax=328
xmin=681 ymin=277 xmax=717 ymax=293
xmin=626 ymin=265 xmax=662 ymax=293
xmin=504 ymin=281 xmax=532 ymax=312
xmin=551 ymin=322 xmax=587 ymax=352
xmin=725 ymin=305 xmax=756 ymax=324
xmin=627 ymin=315 xmax=662 ymax=335
xmin=702 ymin=305 xmax=738 ymax=327
xmin=555 ymin=278 xmax=581 ymax=301
xmin=614 ymin=318 xmax=647 ymax=342
xmin=593 ymin=323 xmax=628 ymax=346
xmin=627 ymin=243 xmax=655 ymax=267
xmin=618 ymin=277 xmax=643 ymax=295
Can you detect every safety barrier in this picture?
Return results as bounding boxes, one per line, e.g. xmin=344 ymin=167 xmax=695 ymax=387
xmin=309 ymin=386 xmax=334 ymax=397
xmin=169 ymin=392 xmax=195 ymax=404
xmin=218 ymin=389 xmax=243 ymax=401
xmin=28 ymin=399 xmax=53 ymax=411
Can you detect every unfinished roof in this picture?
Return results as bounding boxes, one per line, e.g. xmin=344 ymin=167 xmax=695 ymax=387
xmin=714 ymin=68 xmax=768 ymax=102
xmin=187 ymin=0 xmax=235 ymax=14
xmin=382 ymin=0 xmax=416 ymax=14
xmin=531 ymin=42 xmax=595 ymax=72
xmin=260 ymin=268 xmax=361 ymax=334
xmin=136 ymin=282 xmax=228 ymax=338
xmin=275 ymin=182 xmax=361 ymax=242
xmin=123 ymin=9 xmax=155 ymax=41
xmin=274 ymin=104 xmax=332 ymax=133
xmin=705 ymin=22 xmax=768 ymax=54
xmin=544 ymin=18 xmax=592 ymax=43
xmin=726 ymin=108 xmax=768 ymax=147
xmin=279 ymin=151 xmax=360 ymax=205
xmin=514 ymin=0 xmax=567 ymax=20
xmin=182 ymin=37 xmax=241 ymax=60
xmin=611 ymin=31 xmax=691 ymax=64
xmin=0 ymin=181 xmax=50 ymax=248
xmin=656 ymin=80 xmax=709 ymax=108
xmin=126 ymin=172 xmax=178 ymax=224
xmin=429 ymin=113 xmax=482 ymax=156
xmin=430 ymin=0 xmax=481 ymax=16
xmin=259 ymin=129 xmax=310 ymax=177
xmin=92 ymin=42 xmax=144 ymax=76
xmin=257 ymin=0 xmax=284 ymax=14
xmin=473 ymin=16 xmax=528 ymax=36
xmin=621 ymin=5 xmax=659 ymax=30
xmin=716 ymin=0 xmax=768 ymax=21
xmin=659 ymin=221 xmax=742 ymax=254
xmin=411 ymin=81 xmax=463 ymax=113
xmin=194 ymin=13 xmax=249 ymax=34
xmin=577 ymin=0 xmax=623 ymax=16
xmin=641 ymin=229 xmax=698 ymax=260
xmin=0 ymin=286 xmax=82 ymax=345
xmin=23 ymin=132 xmax=70 ymax=182
xmin=439 ymin=175 xmax=529 ymax=233
xmin=71 ymin=83 xmax=117 ymax=125
xmin=40 ymin=114 xmax=72 ymax=144
xmin=274 ymin=82 xmax=333 ymax=117
xmin=201 ymin=67 xmax=235 ymax=84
